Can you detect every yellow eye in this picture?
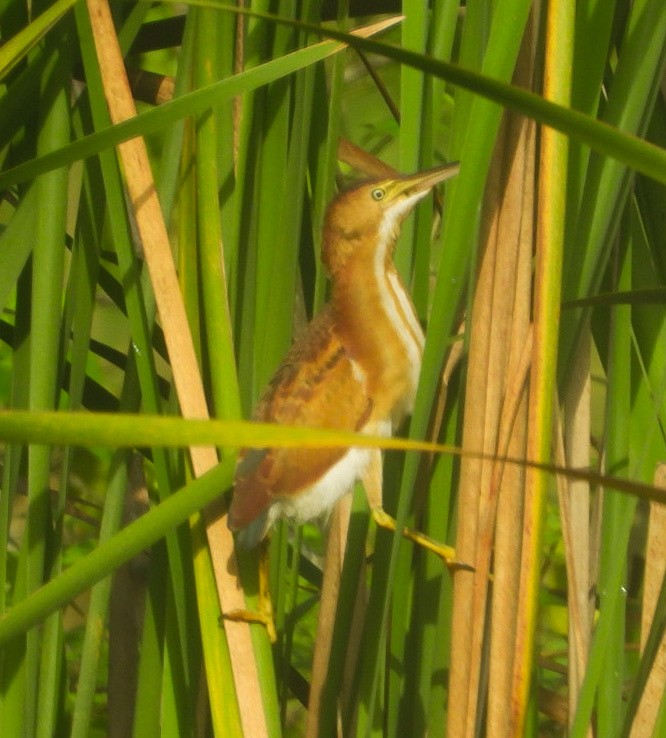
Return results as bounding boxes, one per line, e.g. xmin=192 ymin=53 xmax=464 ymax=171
xmin=371 ymin=187 xmax=385 ymax=201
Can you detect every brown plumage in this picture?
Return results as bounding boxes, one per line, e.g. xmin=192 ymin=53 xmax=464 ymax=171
xmin=228 ymin=163 xmax=459 ymax=548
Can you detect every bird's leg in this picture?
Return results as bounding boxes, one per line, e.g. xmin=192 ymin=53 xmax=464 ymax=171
xmin=371 ymin=507 xmax=470 ymax=568
xmin=361 ymin=449 xmax=472 ymax=571
xmin=222 ymin=539 xmax=277 ymax=643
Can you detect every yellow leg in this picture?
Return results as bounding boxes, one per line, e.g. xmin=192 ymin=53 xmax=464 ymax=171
xmin=223 ymin=540 xmax=277 ymax=643
xmin=362 ymin=448 xmax=473 ymax=571
xmin=371 ymin=507 xmax=473 ymax=570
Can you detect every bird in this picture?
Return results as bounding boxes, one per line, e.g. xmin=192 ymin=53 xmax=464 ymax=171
xmin=227 ymin=162 xmax=461 ymax=560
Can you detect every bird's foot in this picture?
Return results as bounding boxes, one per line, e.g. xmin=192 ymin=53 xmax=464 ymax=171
xmin=371 ymin=507 xmax=474 ymax=571
xmin=222 ymin=605 xmax=277 ymax=643
xmin=222 ymin=539 xmax=277 ymax=642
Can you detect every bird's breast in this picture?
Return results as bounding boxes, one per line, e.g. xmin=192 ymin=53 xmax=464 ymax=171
xmin=334 ymin=262 xmax=424 ymax=425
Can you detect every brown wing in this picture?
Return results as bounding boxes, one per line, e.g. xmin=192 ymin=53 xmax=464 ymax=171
xmin=228 ymin=308 xmax=372 ymax=531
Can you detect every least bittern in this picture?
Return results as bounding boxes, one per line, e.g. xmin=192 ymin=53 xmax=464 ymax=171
xmin=229 ymin=163 xmax=461 ymax=563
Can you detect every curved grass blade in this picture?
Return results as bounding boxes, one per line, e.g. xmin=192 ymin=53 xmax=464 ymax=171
xmin=2 ymin=7 xmax=665 ymax=191
xmin=0 ymin=410 xmax=664 ymax=504
xmin=177 ymin=1 xmax=666 ymax=184
xmin=0 ymin=17 xmax=402 ymax=191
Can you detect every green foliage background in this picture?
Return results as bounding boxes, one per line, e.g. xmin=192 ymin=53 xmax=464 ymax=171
xmin=0 ymin=0 xmax=665 ymax=736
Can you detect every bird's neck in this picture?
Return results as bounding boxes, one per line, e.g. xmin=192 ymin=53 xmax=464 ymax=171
xmin=330 ymin=233 xmax=424 ymax=422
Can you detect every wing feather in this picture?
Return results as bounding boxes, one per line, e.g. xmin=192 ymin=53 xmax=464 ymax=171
xmin=228 ymin=309 xmax=371 ymax=531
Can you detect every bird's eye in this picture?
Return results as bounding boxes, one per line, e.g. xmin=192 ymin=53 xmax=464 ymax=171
xmin=371 ymin=187 xmax=385 ymax=201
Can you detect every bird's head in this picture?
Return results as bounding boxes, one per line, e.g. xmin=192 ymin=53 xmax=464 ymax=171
xmin=322 ymin=162 xmax=459 ymax=276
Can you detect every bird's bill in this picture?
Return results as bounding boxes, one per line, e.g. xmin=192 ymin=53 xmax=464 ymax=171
xmin=391 ymin=161 xmax=460 ymax=199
